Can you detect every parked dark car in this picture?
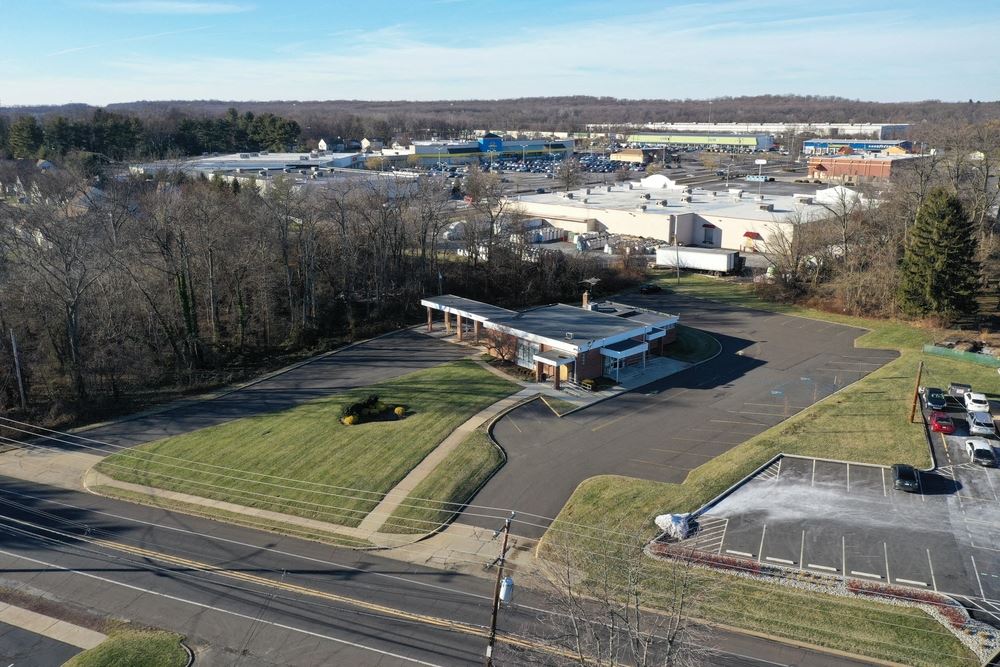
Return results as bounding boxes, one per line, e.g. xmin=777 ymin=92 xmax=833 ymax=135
xmin=639 ymin=283 xmax=662 ymax=295
xmin=891 ymin=464 xmax=920 ymax=492
xmin=949 ymin=382 xmax=973 ymax=400
xmin=919 ymin=386 xmax=947 ymax=411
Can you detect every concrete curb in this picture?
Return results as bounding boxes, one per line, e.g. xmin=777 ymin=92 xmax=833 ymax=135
xmin=181 ymin=640 xmax=195 ymax=666
xmin=557 ymin=331 xmax=723 ymax=418
xmin=68 ymin=325 xmax=418 ymax=436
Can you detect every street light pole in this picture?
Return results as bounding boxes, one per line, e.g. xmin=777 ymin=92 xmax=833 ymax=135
xmin=485 ymin=512 xmax=515 ymax=666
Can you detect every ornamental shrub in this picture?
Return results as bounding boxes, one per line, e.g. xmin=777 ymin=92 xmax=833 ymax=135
xmin=394 ymin=406 xmax=405 ymax=417
xmin=342 ymin=415 xmax=358 ymax=426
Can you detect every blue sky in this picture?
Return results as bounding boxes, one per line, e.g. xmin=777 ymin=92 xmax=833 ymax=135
xmin=0 ymin=0 xmax=995 ymax=105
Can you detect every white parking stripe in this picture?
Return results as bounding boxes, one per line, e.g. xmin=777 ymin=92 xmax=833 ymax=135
xmin=896 ymin=578 xmax=928 ymax=587
xmin=927 ymin=549 xmax=938 ymax=592
xmin=850 ymin=571 xmax=882 ymax=579
xmin=766 ymin=557 xmax=795 ymax=565
xmin=881 ymin=467 xmax=886 ymax=496
xmin=973 ymin=555 xmax=987 ymax=599
xmin=884 ymin=542 xmax=891 ymax=583
xmin=725 ymin=550 xmax=753 ymax=558
xmin=808 ymin=564 xmax=838 ymax=572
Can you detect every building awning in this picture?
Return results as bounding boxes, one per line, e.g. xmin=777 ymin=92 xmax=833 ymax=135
xmin=743 ymin=231 xmax=762 ymax=239
xmin=646 ymin=327 xmax=667 ymax=341
xmin=599 ymin=339 xmax=649 ymax=359
xmin=534 ymin=351 xmax=576 ymax=367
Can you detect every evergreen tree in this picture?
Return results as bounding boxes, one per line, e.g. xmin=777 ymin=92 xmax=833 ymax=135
xmin=8 ymin=116 xmax=44 ymax=158
xmin=898 ymin=188 xmax=980 ymax=322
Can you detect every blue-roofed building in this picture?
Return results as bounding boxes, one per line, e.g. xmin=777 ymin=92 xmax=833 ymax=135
xmin=802 ymin=139 xmax=913 ymax=155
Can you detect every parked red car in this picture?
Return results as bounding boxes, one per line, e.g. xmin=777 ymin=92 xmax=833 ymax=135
xmin=929 ymin=411 xmax=956 ymax=434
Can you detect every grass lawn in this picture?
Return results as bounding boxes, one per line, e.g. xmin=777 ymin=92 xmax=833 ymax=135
xmin=91 ymin=485 xmax=374 ymax=548
xmin=660 ymin=323 xmax=721 ymax=363
xmin=539 ymin=395 xmax=578 ymax=416
xmin=97 ymin=360 xmax=518 ymax=528
xmin=540 ymin=272 xmax=996 ymax=666
xmin=382 ymin=428 xmax=502 ymax=533
xmin=64 ymin=630 xmax=187 ymax=667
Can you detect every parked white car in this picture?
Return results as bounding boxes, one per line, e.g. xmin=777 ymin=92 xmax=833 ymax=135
xmin=966 ymin=438 xmax=997 ymax=467
xmin=964 ymin=392 xmax=991 ymax=413
xmin=967 ymin=411 xmax=997 ymax=437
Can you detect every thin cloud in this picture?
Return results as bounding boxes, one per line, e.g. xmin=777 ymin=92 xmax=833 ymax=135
xmin=46 ymin=25 xmax=211 ymax=57
xmin=89 ymin=1 xmax=252 ymax=14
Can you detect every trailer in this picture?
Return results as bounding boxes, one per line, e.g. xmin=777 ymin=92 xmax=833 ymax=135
xmin=655 ymin=246 xmax=744 ymax=275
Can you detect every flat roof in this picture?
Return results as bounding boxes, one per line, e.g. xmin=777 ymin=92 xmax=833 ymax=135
xmin=421 ymin=295 xmax=517 ymax=321
xmin=587 ymin=301 xmax=678 ymax=328
xmin=496 ymin=303 xmax=642 ymax=347
xmin=514 ymin=182 xmax=829 ymax=223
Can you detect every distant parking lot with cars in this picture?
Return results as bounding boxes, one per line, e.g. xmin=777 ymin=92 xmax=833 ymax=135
xmin=681 ymin=383 xmax=1000 ymax=623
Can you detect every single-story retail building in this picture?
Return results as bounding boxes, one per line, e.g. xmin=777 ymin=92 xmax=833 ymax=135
xmin=420 ymin=293 xmax=679 ymax=388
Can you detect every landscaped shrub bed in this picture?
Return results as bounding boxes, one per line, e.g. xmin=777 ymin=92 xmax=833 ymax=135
xmin=340 ymin=394 xmax=407 ymax=425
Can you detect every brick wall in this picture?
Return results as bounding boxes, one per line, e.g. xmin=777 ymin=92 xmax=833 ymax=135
xmin=575 ymin=349 xmax=604 ymax=380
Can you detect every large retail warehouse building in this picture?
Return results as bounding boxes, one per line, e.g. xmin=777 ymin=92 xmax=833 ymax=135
xmin=421 ymin=295 xmax=678 ymax=387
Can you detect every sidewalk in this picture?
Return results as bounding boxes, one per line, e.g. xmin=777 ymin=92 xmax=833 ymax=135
xmin=423 ymin=328 xmax=692 ymax=412
xmin=0 ymin=602 xmax=106 ymax=650
xmin=358 ymin=387 xmax=537 ymax=533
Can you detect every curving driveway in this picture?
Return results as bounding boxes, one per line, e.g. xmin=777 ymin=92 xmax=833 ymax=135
xmin=462 ymin=293 xmax=899 ymax=536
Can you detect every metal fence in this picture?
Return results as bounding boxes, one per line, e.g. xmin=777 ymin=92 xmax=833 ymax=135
xmin=922 ymin=344 xmax=1000 ymax=368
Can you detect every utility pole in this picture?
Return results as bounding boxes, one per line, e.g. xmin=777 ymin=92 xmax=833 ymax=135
xmin=485 ymin=512 xmax=515 ymax=666
xmin=909 ymin=360 xmax=924 ymax=423
xmin=9 ymin=329 xmax=26 ymax=411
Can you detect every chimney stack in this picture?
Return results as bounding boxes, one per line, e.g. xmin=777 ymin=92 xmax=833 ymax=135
xmin=582 ymin=290 xmax=590 ymax=309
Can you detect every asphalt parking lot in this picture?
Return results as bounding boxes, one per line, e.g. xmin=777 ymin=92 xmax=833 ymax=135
xmin=687 ymin=433 xmax=1000 ymax=622
xmin=468 ymin=293 xmax=898 ymax=535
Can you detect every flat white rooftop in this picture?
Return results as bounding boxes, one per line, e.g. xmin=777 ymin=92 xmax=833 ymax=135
xmin=514 ymin=181 xmax=837 ymax=223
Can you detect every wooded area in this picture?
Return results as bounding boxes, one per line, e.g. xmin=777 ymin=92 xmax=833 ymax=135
xmin=0 ymin=164 xmax=633 ymax=424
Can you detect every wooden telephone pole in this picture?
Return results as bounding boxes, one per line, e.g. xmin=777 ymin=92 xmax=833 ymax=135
xmin=485 ymin=512 xmax=515 ymax=666
xmin=909 ymin=361 xmax=924 ymax=423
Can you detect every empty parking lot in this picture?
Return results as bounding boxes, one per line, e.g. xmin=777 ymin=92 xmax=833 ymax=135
xmin=687 ymin=451 xmax=1000 ymax=621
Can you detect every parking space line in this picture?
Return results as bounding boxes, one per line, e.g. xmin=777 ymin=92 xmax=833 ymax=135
xmin=896 ymin=578 xmax=928 ymax=587
xmin=592 ymin=414 xmax=628 ymax=432
xmin=846 ymin=463 xmax=850 ymax=492
xmin=776 ymin=457 xmax=781 ymax=480
xmin=811 ymin=458 xmax=816 ymax=487
xmin=881 ymin=467 xmax=886 ymax=496
xmin=738 ymin=410 xmax=785 ymax=417
xmin=884 ymin=542 xmax=891 ymax=583
xmin=743 ymin=402 xmax=810 ymax=410
xmin=710 ymin=419 xmax=766 ymax=427
xmin=842 ymin=535 xmax=846 ymax=577
xmin=972 ymin=555 xmax=986 ymax=599
xmin=726 ymin=550 xmax=753 ymax=558
xmin=629 ymin=459 xmax=689 ymax=471
xmin=716 ymin=519 xmax=728 ymax=555
xmin=808 ymin=564 xmax=838 ymax=572
xmin=766 ymin=556 xmax=795 ymax=565
xmin=508 ymin=417 xmax=522 ymax=433
xmin=757 ymin=524 xmax=767 ymax=563
xmin=984 ymin=467 xmax=999 ymax=502
xmin=850 ymin=571 xmax=882 ymax=579
xmin=927 ymin=549 xmax=938 ymax=592
xmin=659 ymin=436 xmax=744 ymax=445
xmin=799 ymin=530 xmax=805 ymax=571
xmin=649 ymin=447 xmax=716 ymax=458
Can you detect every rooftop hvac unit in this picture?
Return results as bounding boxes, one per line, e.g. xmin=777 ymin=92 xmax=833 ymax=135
xmin=581 ymin=197 xmax=589 ymax=203
xmin=606 ymin=185 xmax=613 ymax=192
xmin=759 ymin=203 xmax=774 ymax=211
xmin=239 ymin=153 xmax=249 ymax=159
xmin=627 ymin=183 xmax=634 ymax=190
xmin=234 ymin=168 xmax=242 ymax=173
xmin=566 ymin=192 xmax=574 ymax=199
xmin=585 ymin=188 xmax=591 ymax=194
xmin=260 ymin=151 xmax=269 ymax=155
xmin=258 ymin=170 xmax=267 ymax=176
xmin=637 ymin=204 xmax=647 ymax=211
xmin=710 ymin=190 xmax=719 ymax=197
xmin=682 ymin=187 xmax=692 ymax=195
xmin=565 ymin=332 xmax=574 ymax=340
xmin=681 ymin=195 xmax=692 ymax=203
xmin=250 ymin=152 xmax=259 ymax=158
xmin=642 ymin=193 xmax=651 ymax=200
xmin=754 ymin=195 xmax=765 ymax=202
xmin=659 ymin=200 xmax=669 ymax=206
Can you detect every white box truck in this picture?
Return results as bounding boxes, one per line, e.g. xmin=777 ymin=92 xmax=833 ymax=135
xmin=655 ymin=246 xmax=743 ymax=275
